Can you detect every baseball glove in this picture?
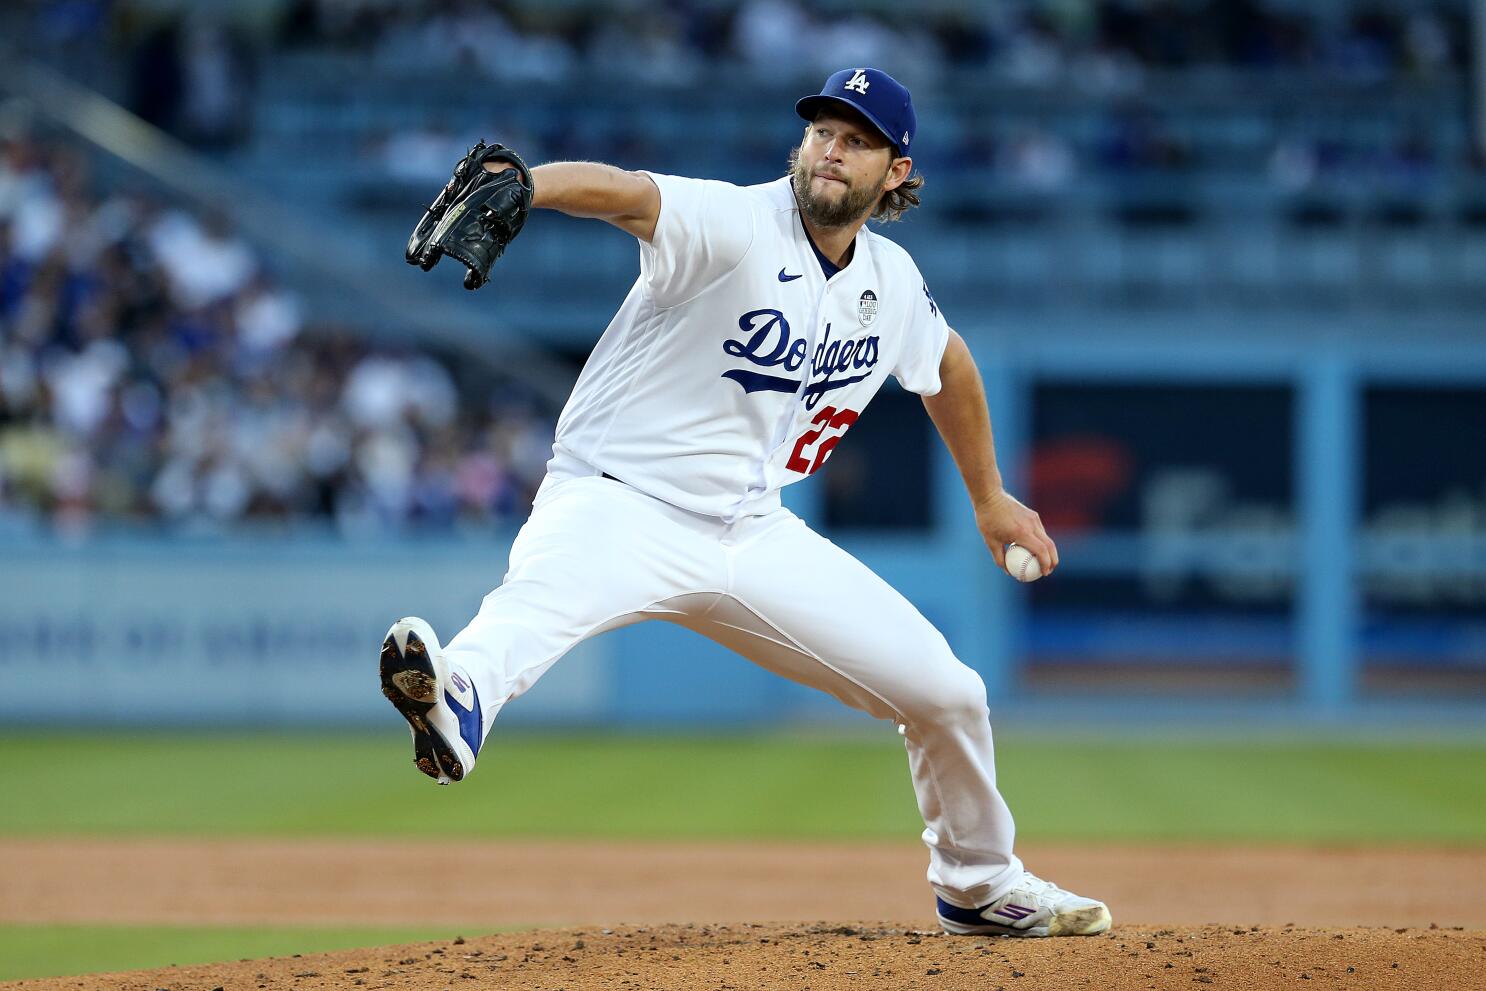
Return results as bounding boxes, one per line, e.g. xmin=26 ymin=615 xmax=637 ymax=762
xmin=405 ymin=141 xmax=533 ymax=290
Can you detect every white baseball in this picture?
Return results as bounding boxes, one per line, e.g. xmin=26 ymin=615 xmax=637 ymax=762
xmin=1005 ymin=543 xmax=1043 ymax=583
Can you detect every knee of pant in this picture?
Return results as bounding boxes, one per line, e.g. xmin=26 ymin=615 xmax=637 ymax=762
xmin=901 ymin=663 xmax=988 ymax=728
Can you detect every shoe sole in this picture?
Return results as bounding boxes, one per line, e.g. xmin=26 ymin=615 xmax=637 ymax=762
xmin=379 ymin=629 xmax=466 ymax=784
xmin=939 ymin=903 xmax=1112 ymax=938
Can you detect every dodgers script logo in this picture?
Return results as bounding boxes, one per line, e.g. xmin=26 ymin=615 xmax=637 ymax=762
xmin=721 ymin=308 xmax=879 ymax=410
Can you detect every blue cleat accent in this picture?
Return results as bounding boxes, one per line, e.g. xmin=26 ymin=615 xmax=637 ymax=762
xmin=937 ymin=897 xmax=997 ymax=928
xmin=446 ymin=680 xmax=483 ymax=760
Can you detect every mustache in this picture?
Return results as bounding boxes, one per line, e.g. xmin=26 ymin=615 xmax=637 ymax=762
xmin=787 ymin=145 xmax=888 ymax=228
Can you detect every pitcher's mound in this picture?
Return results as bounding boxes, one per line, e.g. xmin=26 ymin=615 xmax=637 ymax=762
xmin=11 ymin=922 xmax=1482 ymax=991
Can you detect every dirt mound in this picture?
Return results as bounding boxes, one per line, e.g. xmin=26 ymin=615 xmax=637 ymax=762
xmin=5 ymin=840 xmax=1484 ymax=988
xmin=6 ymin=839 xmax=1486 ymax=930
xmin=7 ymin=923 xmax=1481 ymax=991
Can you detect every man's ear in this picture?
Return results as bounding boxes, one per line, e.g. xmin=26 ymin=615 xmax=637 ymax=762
xmin=884 ymin=156 xmax=913 ymax=192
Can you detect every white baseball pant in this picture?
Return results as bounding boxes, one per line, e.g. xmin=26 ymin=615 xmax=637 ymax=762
xmin=443 ymin=458 xmax=1024 ymax=907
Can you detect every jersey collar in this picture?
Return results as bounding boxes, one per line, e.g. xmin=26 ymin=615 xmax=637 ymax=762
xmin=763 ymin=175 xmax=871 ymax=278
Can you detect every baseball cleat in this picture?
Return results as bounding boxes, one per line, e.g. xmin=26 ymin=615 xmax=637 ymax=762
xmin=379 ymin=617 xmax=482 ymax=785
xmin=936 ymin=872 xmax=1112 ymax=937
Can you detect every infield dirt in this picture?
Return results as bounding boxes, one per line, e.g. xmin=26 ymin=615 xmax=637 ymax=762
xmin=2 ymin=839 xmax=1483 ymax=989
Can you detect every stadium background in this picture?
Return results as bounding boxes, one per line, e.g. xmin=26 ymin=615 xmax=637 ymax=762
xmin=0 ymin=0 xmax=1484 ymax=983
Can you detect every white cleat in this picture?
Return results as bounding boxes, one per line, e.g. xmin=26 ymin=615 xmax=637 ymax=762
xmin=378 ymin=617 xmax=483 ymax=785
xmin=936 ymin=872 xmax=1112 ymax=937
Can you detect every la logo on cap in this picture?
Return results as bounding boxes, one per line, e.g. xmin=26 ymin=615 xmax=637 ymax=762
xmin=795 ymin=67 xmax=916 ymax=156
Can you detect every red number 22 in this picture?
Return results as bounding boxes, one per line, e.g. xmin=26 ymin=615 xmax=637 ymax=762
xmin=786 ymin=406 xmax=858 ymax=475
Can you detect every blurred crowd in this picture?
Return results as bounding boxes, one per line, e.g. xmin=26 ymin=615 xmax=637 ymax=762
xmin=7 ymin=0 xmax=1474 ymax=195
xmin=366 ymin=104 xmax=1460 ymax=210
xmin=13 ymin=0 xmax=1470 ymax=84
xmin=0 ymin=133 xmax=556 ymax=534
xmin=301 ymin=0 xmax=1473 ymax=202
xmin=277 ymin=0 xmax=1469 ymax=85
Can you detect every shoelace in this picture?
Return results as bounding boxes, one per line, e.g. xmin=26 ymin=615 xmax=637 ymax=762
xmin=1013 ymin=873 xmax=1066 ymax=899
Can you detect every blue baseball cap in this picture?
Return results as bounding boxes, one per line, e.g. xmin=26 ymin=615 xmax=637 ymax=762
xmin=796 ymin=68 xmax=916 ymax=157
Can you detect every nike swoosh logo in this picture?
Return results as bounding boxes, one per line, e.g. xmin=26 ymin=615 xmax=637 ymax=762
xmin=778 ymin=269 xmax=803 ymax=282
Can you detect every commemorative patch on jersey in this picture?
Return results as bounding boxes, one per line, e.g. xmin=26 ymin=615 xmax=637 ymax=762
xmin=857 ymin=289 xmax=878 ymax=327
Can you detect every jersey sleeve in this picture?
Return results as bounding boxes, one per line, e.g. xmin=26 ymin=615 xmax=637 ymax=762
xmin=637 ymin=172 xmax=756 ymax=308
xmin=892 ymin=274 xmax=952 ymax=396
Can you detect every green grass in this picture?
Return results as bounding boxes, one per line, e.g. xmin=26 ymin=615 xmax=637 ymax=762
xmin=3 ymin=731 xmax=1485 ymax=844
xmin=3 ymin=732 xmax=1482 ymax=980
xmin=0 ymin=924 xmax=464 ymax=981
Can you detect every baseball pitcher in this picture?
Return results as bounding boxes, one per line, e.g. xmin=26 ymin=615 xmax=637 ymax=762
xmin=384 ymin=67 xmax=1110 ymax=938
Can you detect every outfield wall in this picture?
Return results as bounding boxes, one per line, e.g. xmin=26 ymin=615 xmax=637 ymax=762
xmin=1 ymin=522 xmax=1481 ymax=728
xmin=0 ymin=532 xmax=955 ymax=727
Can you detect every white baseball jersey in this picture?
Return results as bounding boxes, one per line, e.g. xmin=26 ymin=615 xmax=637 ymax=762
xmin=551 ymin=173 xmax=952 ymax=521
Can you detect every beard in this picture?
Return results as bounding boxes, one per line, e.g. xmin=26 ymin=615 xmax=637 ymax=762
xmin=788 ymin=147 xmax=889 ymax=229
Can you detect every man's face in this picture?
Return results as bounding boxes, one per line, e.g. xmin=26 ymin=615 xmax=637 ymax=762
xmin=791 ymin=110 xmax=902 ymax=228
